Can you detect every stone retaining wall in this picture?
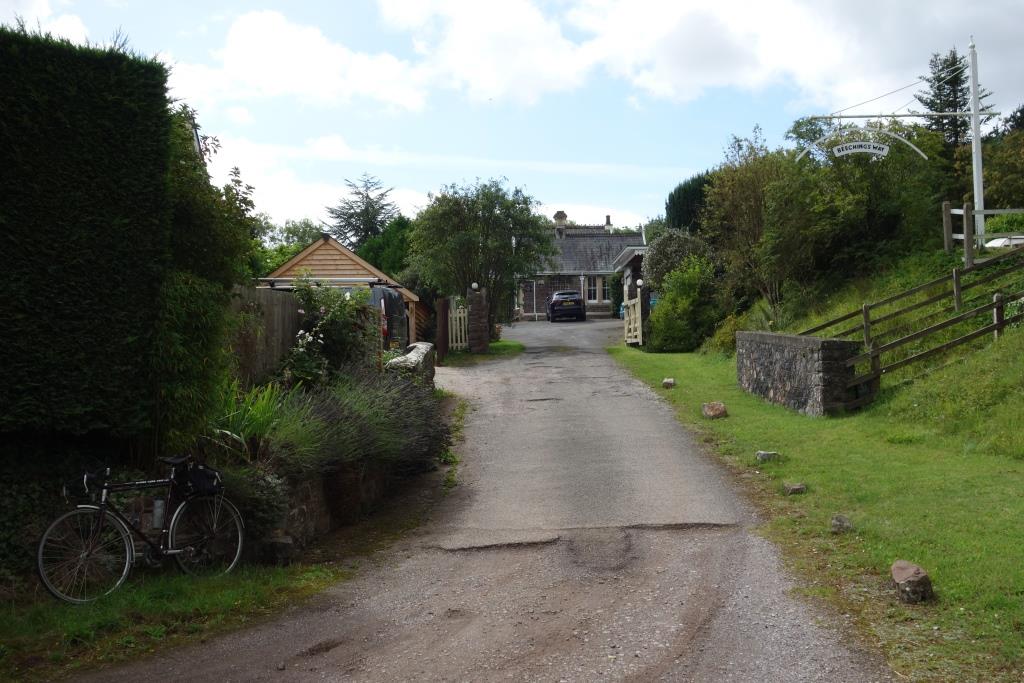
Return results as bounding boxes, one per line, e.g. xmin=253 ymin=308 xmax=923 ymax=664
xmin=385 ymin=342 xmax=436 ymax=385
xmin=735 ymin=331 xmax=864 ymax=416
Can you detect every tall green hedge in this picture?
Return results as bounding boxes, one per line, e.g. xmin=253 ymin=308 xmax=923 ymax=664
xmin=0 ymin=28 xmax=172 ymax=439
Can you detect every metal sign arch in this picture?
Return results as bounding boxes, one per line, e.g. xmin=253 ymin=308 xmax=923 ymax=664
xmin=795 ymin=124 xmax=929 ymax=162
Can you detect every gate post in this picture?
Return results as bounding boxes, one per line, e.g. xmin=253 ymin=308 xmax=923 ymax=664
xmin=467 ymin=287 xmax=490 ymax=354
xmin=993 ymin=293 xmax=1004 ymax=341
xmin=963 ymin=202 xmax=974 ymax=268
xmin=436 ymin=297 xmax=450 ymax=365
xmin=942 ymin=201 xmax=953 ymax=253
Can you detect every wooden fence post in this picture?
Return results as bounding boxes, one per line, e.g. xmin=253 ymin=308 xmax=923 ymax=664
xmin=436 ymin=297 xmax=450 ymax=365
xmin=862 ymin=303 xmax=880 ymax=393
xmin=963 ymin=202 xmax=974 ymax=268
xmin=952 ymin=268 xmax=962 ymax=312
xmin=942 ymin=200 xmax=953 ymax=253
xmin=993 ymin=293 xmax=1004 ymax=341
xmin=861 ymin=303 xmax=872 ymax=348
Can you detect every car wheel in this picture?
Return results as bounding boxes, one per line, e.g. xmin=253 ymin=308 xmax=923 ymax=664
xmin=579 ymin=312 xmax=586 ymax=321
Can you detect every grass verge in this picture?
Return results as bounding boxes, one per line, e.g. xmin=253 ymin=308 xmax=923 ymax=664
xmin=609 ymin=336 xmax=1024 ymax=682
xmin=2 ymin=563 xmax=349 ymax=681
xmin=5 ymin=390 xmax=470 ymax=682
xmin=441 ymin=340 xmax=524 ymax=367
xmin=439 ymin=399 xmax=470 ymax=490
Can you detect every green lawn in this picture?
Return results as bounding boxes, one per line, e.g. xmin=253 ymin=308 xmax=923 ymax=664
xmin=441 ymin=339 xmax=524 ymax=367
xmin=609 ymin=334 xmax=1024 ymax=682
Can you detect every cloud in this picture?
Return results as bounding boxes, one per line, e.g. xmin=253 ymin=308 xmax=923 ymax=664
xmin=167 ymin=10 xmax=429 ymax=112
xmin=565 ymin=0 xmax=1024 ymax=112
xmin=206 ymin=132 xmax=673 ymax=224
xmin=379 ymin=0 xmax=592 ymax=104
xmin=166 ymin=2 xmax=1024 ymax=117
xmin=2 ymin=0 xmax=88 ymax=42
xmin=224 ymin=106 xmax=253 ymax=125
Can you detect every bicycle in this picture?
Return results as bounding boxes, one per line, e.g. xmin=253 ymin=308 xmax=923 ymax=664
xmin=36 ymin=455 xmax=244 ymax=604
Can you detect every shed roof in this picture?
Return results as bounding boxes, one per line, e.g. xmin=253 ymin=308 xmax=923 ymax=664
xmin=267 ymin=234 xmax=419 ymax=303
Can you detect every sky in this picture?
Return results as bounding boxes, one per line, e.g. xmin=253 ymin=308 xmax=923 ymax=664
xmin=4 ymin=0 xmax=1024 ymax=230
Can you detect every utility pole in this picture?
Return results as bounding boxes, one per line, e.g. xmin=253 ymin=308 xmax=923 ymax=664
xmin=801 ymin=38 xmax=995 ymax=247
xmin=968 ymin=37 xmax=986 ymax=240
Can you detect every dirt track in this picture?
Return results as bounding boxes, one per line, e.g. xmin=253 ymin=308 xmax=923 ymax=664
xmin=83 ymin=319 xmax=891 ymax=682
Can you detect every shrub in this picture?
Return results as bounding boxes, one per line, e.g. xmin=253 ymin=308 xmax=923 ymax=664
xmin=648 ymin=256 xmax=719 ymax=352
xmin=207 ymin=370 xmax=449 ymax=484
xmin=703 ymin=314 xmax=741 ymax=354
xmin=608 ymin=272 xmax=624 ymax=318
xmin=642 ymin=229 xmax=708 ymax=292
xmin=283 ymin=278 xmax=376 ymax=385
xmin=1 ymin=27 xmax=171 ymax=439
xmin=986 ymin=213 xmax=1024 ymax=234
xmin=1 ymin=29 xmax=251 ymax=461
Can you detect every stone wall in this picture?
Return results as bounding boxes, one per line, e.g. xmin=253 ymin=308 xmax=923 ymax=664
xmin=385 ymin=342 xmax=436 ymax=385
xmin=736 ymin=331 xmax=864 ymax=416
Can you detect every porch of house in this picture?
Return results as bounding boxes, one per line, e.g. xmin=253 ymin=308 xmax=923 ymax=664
xmin=518 ymin=276 xmax=617 ymax=321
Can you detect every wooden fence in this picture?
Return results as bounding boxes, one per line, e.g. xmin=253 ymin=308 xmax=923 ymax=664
xmin=800 ymin=245 xmax=1024 ymax=399
xmin=943 ymin=201 xmax=1024 ymax=268
xmin=230 ymin=286 xmax=302 ymax=387
xmin=624 ymin=296 xmax=643 ymax=345
xmin=448 ymin=304 xmax=469 ymax=351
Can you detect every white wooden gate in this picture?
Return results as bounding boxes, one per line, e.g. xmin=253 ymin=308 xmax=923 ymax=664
xmin=624 ymin=297 xmax=642 ymax=345
xmin=449 ymin=305 xmax=469 ymax=350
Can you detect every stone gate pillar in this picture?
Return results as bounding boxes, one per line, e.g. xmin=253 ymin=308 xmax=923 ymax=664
xmin=467 ymin=287 xmax=489 ymax=354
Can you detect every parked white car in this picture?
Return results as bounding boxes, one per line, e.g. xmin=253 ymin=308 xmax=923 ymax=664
xmin=984 ymin=236 xmax=1024 ymax=248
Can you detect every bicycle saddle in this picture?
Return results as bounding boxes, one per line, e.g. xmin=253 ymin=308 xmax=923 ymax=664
xmin=158 ymin=455 xmax=191 ymax=466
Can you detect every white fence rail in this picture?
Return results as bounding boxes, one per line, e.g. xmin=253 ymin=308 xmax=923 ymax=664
xmin=449 ymin=305 xmax=469 ymax=350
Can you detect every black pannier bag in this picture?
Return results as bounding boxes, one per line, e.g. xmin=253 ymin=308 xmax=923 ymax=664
xmin=177 ymin=463 xmax=224 ymax=496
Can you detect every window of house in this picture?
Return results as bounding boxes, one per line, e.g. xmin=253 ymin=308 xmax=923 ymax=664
xmin=586 ymin=276 xmax=598 ymax=302
xmin=601 ymin=277 xmax=610 ymax=301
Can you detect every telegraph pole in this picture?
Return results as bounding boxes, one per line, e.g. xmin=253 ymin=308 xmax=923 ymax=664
xmin=801 ymin=38 xmax=995 ymax=248
xmin=968 ymin=37 xmax=986 ymax=239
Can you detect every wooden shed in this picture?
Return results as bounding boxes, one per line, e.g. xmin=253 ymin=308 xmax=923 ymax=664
xmin=267 ymin=234 xmax=429 ymax=343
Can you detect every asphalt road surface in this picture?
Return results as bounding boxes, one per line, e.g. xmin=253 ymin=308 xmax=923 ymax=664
xmin=84 ymin=319 xmax=891 ymax=682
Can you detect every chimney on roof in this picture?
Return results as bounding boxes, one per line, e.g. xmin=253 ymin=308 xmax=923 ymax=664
xmin=605 ymin=215 xmax=611 ymax=227
xmin=554 ymin=210 xmax=567 ymax=239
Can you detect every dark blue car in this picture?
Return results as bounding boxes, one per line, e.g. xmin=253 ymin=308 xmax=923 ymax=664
xmin=547 ymin=290 xmax=586 ymax=322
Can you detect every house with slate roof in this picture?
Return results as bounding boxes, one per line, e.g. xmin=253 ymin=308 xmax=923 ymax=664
xmin=518 ymin=210 xmax=645 ymax=320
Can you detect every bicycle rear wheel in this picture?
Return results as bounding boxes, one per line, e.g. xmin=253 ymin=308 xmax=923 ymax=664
xmin=169 ymin=495 xmax=244 ymax=576
xmin=37 ymin=508 xmax=133 ymax=603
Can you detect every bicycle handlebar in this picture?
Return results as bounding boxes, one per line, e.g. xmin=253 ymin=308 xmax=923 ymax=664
xmin=82 ymin=467 xmax=111 ymax=494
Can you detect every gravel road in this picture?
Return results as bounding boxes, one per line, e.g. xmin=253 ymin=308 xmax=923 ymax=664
xmin=83 ymin=319 xmax=891 ymax=682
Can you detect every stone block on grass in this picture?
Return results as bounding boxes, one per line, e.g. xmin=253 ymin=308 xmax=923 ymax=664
xmin=891 ymin=560 xmax=934 ymax=603
xmin=702 ymin=402 xmax=728 ymax=419
xmin=830 ymin=514 xmax=854 ymax=534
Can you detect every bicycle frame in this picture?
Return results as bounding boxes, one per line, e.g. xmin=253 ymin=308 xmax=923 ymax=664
xmin=87 ymin=475 xmax=190 ymax=559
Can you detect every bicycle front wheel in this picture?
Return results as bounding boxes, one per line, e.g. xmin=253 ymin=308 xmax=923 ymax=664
xmin=37 ymin=508 xmax=133 ymax=604
xmin=169 ymin=495 xmax=244 ymax=576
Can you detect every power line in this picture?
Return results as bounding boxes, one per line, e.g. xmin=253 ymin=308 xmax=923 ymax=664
xmin=890 ymin=64 xmax=968 ymax=116
xmin=830 ymin=61 xmax=966 ymax=116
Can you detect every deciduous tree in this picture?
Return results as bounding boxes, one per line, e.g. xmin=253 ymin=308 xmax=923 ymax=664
xmin=410 ymin=179 xmax=554 ymax=331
